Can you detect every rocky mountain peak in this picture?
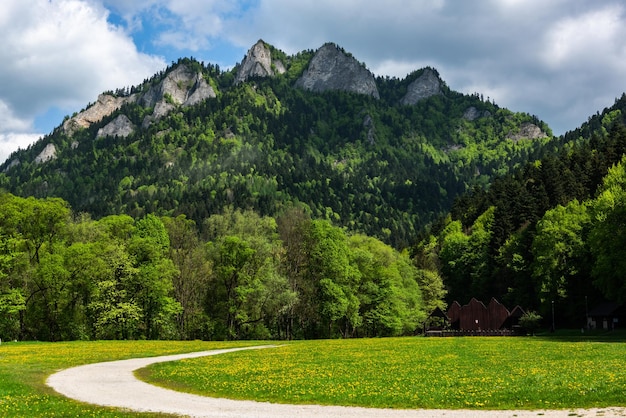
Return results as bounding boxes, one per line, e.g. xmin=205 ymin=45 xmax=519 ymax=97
xmin=400 ymin=68 xmax=443 ymax=105
xmin=295 ymin=43 xmax=380 ymax=99
xmin=139 ymin=64 xmax=216 ymax=109
xmin=62 ymin=63 xmax=217 ymax=137
xmin=235 ymin=40 xmax=286 ymax=84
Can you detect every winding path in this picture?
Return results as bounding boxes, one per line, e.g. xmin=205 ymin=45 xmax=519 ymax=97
xmin=47 ymin=346 xmax=625 ymax=418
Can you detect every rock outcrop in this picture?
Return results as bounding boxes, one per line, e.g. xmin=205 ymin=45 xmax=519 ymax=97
xmin=64 ymin=64 xmax=217 ymax=136
xmin=400 ymin=69 xmax=442 ymax=105
xmin=3 ymin=158 xmax=20 ymax=172
xmin=97 ymin=114 xmax=135 ymax=138
xmin=140 ymin=64 xmax=216 ymax=128
xmin=507 ymin=122 xmax=548 ymax=141
xmin=63 ymin=94 xmax=134 ymax=135
xmin=139 ymin=65 xmax=216 ymax=108
xmin=363 ymin=115 xmax=376 ymax=145
xmin=295 ymin=43 xmax=379 ymax=99
xmin=463 ymin=106 xmax=491 ymax=121
xmin=34 ymin=143 xmax=56 ymax=164
xmin=235 ymin=40 xmax=286 ymax=84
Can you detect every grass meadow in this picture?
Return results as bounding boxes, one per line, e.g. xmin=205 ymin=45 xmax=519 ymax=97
xmin=0 ymin=340 xmax=259 ymax=417
xmin=1 ymin=333 xmax=625 ymax=416
xmin=142 ymin=334 xmax=626 ymax=411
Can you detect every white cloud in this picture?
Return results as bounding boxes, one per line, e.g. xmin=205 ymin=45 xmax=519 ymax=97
xmin=218 ymin=0 xmax=626 ymax=134
xmin=542 ymin=5 xmax=626 ymax=71
xmin=102 ymin=0 xmax=241 ymax=51
xmin=2 ymin=0 xmax=626 ymax=156
xmin=0 ymin=133 xmax=43 ymax=165
xmin=0 ymin=0 xmax=166 ymax=158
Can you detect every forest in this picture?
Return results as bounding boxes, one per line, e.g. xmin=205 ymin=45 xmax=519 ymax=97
xmin=0 ymin=195 xmax=445 ymax=341
xmin=415 ymin=101 xmax=626 ymax=327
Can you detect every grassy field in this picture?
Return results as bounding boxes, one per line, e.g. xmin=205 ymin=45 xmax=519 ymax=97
xmin=0 ymin=340 xmax=258 ymax=417
xmin=141 ymin=333 xmax=626 ymax=411
xmin=1 ymin=334 xmax=625 ymax=416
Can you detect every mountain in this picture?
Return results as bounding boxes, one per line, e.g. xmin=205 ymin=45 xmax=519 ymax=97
xmin=0 ymin=40 xmax=554 ymax=248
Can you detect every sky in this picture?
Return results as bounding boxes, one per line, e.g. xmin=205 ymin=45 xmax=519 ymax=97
xmin=2 ymin=0 xmax=626 ymax=164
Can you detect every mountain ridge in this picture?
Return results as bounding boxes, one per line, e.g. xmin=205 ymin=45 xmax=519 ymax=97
xmin=1 ymin=40 xmax=555 ymax=247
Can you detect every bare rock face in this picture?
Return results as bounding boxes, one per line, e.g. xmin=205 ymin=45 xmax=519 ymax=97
xmin=141 ymin=64 xmax=216 ymax=127
xmin=400 ymin=69 xmax=442 ymax=105
xmin=363 ymin=114 xmax=376 ymax=145
xmin=185 ymin=73 xmax=217 ymax=106
xmin=34 ymin=143 xmax=56 ymax=164
xmin=295 ymin=43 xmax=380 ymax=99
xmin=507 ymin=122 xmax=548 ymax=141
xmin=140 ymin=64 xmax=216 ymax=109
xmin=3 ymin=158 xmax=20 ymax=172
xmin=463 ymin=106 xmax=491 ymax=121
xmin=235 ymin=40 xmax=286 ymax=84
xmin=97 ymin=114 xmax=135 ymax=138
xmin=63 ymin=94 xmax=134 ymax=135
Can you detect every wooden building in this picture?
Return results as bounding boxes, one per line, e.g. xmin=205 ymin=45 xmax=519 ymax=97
xmin=445 ymin=298 xmax=525 ymax=332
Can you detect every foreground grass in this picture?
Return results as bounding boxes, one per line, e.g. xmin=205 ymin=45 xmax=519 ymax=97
xmin=142 ymin=336 xmax=626 ymax=410
xmin=0 ymin=340 xmax=258 ymax=417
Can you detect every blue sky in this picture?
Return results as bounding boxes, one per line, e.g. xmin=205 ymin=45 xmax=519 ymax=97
xmin=2 ymin=0 xmax=626 ymax=163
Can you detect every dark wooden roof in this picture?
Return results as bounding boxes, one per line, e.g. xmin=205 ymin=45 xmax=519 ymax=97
xmin=429 ymin=306 xmax=450 ymax=320
xmin=447 ymin=301 xmax=462 ymax=324
xmin=509 ymin=305 xmax=526 ymax=318
xmin=488 ymin=298 xmax=511 ymax=330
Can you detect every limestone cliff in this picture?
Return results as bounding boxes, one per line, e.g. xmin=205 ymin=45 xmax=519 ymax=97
xmin=63 ymin=63 xmax=216 ymax=136
xmin=139 ymin=64 xmax=215 ymax=109
xmin=463 ymin=106 xmax=491 ymax=121
xmin=63 ymin=94 xmax=134 ymax=135
xmin=235 ymin=40 xmax=286 ymax=84
xmin=295 ymin=43 xmax=379 ymax=99
xmin=400 ymin=68 xmax=442 ymax=105
xmin=507 ymin=122 xmax=548 ymax=141
xmin=34 ymin=143 xmax=56 ymax=164
xmin=97 ymin=114 xmax=135 ymax=138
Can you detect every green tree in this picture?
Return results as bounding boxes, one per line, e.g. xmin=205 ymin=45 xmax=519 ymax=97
xmin=128 ymin=214 xmax=181 ymax=339
xmin=589 ymin=158 xmax=626 ymax=302
xmin=86 ymin=241 xmax=141 ymax=339
xmin=205 ymin=209 xmax=294 ymax=339
xmin=519 ymin=311 xmax=542 ymax=335
xmin=532 ymin=200 xmax=590 ymax=303
xmin=163 ymin=215 xmax=211 ymax=339
xmin=349 ymin=234 xmax=426 ymax=337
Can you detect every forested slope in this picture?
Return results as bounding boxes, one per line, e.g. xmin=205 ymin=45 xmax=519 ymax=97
xmin=0 ymin=42 xmax=555 ymax=248
xmin=416 ymin=94 xmax=626 ymax=326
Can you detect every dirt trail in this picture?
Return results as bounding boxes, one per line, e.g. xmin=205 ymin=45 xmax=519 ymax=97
xmin=47 ymin=346 xmax=625 ymax=418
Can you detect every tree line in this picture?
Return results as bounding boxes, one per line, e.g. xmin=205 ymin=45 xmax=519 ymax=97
xmin=415 ymin=104 xmax=626 ymax=327
xmin=0 ymin=195 xmax=445 ymax=341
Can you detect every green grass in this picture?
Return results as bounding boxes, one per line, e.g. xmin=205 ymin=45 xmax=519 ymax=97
xmin=1 ymin=335 xmax=625 ymax=416
xmin=142 ymin=335 xmax=626 ymax=410
xmin=0 ymin=340 xmax=258 ymax=417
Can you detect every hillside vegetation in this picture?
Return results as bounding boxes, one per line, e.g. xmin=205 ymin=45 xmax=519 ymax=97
xmin=4 ymin=41 xmax=625 ymax=339
xmin=0 ymin=48 xmax=553 ymax=249
xmin=415 ymin=95 xmax=626 ymax=325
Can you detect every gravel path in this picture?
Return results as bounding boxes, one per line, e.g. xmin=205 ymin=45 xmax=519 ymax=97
xmin=46 ymin=345 xmax=625 ymax=418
